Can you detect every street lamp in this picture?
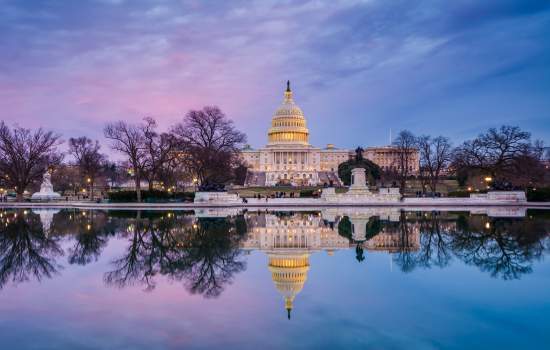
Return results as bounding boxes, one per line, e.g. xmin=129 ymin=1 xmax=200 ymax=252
xmin=86 ymin=177 xmax=93 ymax=201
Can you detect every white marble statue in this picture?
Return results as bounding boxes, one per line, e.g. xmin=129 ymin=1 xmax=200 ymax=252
xmin=40 ymin=171 xmax=54 ymax=193
xmin=31 ymin=170 xmax=61 ymax=201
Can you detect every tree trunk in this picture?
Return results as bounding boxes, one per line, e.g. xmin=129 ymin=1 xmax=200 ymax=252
xmin=90 ymin=180 xmax=94 ymax=200
xmin=430 ymin=179 xmax=437 ymax=195
xmin=148 ymin=180 xmax=154 ymax=191
xmin=16 ymin=191 xmax=24 ymax=202
xmin=135 ymin=175 xmax=142 ymax=203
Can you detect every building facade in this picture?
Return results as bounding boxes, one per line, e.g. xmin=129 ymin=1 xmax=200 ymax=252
xmin=242 ymin=82 xmax=419 ymax=187
xmin=364 ymin=146 xmax=420 ymax=173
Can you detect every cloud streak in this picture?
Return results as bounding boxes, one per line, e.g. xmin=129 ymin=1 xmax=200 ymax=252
xmin=1 ymin=0 xmax=549 ymax=147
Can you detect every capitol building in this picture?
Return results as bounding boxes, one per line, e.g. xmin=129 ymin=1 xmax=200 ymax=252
xmin=242 ymin=82 xmax=419 ymax=187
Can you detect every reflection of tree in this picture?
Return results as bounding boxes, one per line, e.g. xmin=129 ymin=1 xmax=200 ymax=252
xmin=393 ymin=212 xmax=417 ymax=273
xmin=177 ymin=217 xmax=247 ymax=297
xmin=104 ymin=213 xmax=182 ymax=291
xmin=452 ymin=217 xmax=547 ymax=280
xmin=337 ymin=216 xmax=352 ymax=240
xmin=413 ymin=213 xmax=453 ymax=269
xmin=105 ymin=213 xmax=247 ymax=297
xmin=392 ymin=212 xmax=548 ymax=280
xmin=51 ymin=210 xmax=115 ymax=266
xmin=0 ymin=210 xmax=63 ymax=289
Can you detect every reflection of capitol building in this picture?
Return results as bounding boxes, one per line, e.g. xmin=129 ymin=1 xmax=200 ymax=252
xmin=268 ymin=252 xmax=309 ymax=319
xmin=242 ymin=213 xmax=349 ymax=319
xmin=364 ymin=225 xmax=420 ymax=252
xmin=241 ymin=211 xmax=420 ymax=318
xmin=241 ymin=82 xmax=419 ymax=186
xmin=241 ymin=213 xmax=350 ymax=252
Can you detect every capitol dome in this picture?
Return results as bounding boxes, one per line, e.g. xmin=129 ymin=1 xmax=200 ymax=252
xmin=267 ymin=81 xmax=310 ymax=146
xmin=268 ymin=252 xmax=310 ymax=319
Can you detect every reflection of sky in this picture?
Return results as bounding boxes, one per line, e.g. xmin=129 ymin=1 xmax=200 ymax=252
xmin=0 ymin=236 xmax=549 ymax=349
xmin=1 ymin=1 xmax=550 ymax=147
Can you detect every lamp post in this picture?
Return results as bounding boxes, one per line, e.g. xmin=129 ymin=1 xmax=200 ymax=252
xmin=86 ymin=177 xmax=92 ymax=200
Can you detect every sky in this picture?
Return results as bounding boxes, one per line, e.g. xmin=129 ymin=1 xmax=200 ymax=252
xmin=1 ymin=0 xmax=549 ymax=149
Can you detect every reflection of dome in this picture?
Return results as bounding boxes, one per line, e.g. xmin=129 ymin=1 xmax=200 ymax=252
xmin=267 ymin=81 xmax=310 ymax=146
xmin=268 ymin=252 xmax=310 ymax=319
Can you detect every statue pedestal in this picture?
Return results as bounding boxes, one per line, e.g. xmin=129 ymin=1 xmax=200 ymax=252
xmin=321 ymin=168 xmax=401 ymax=204
xmin=349 ymin=168 xmax=370 ymax=194
xmin=31 ymin=192 xmax=62 ymax=201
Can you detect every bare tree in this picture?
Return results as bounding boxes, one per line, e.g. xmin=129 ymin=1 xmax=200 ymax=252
xmin=392 ymin=130 xmax=417 ymax=194
xmin=102 ymin=161 xmax=130 ymax=189
xmin=0 ymin=123 xmax=62 ymax=201
xmin=104 ymin=121 xmax=147 ymax=202
xmin=140 ymin=117 xmax=178 ymax=191
xmin=417 ymin=135 xmax=452 ymax=194
xmin=417 ymin=164 xmax=430 ymax=196
xmin=68 ymin=137 xmax=106 ymax=200
xmin=452 ymin=126 xmax=543 ymax=188
xmin=171 ymin=106 xmax=246 ymax=185
xmin=51 ymin=163 xmax=80 ymax=196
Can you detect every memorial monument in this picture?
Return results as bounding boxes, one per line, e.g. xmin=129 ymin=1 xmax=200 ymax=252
xmin=31 ymin=170 xmax=61 ymax=201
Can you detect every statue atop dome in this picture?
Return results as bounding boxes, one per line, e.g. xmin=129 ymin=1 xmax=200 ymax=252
xmin=284 ymin=80 xmax=293 ymax=103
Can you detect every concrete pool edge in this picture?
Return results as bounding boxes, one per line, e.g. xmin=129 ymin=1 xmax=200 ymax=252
xmin=1 ymin=200 xmax=549 ymax=210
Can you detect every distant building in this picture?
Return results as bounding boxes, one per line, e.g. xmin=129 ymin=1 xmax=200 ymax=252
xmin=363 ymin=146 xmax=420 ymax=173
xmin=241 ymin=82 xmax=419 ymax=187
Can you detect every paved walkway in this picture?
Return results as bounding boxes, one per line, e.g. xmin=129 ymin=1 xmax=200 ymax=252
xmin=1 ymin=199 xmax=549 ymax=210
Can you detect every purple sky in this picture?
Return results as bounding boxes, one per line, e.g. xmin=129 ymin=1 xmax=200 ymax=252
xmin=1 ymin=0 xmax=549 ymax=149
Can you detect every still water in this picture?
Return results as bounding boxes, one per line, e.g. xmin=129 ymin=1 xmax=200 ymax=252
xmin=0 ymin=207 xmax=549 ymax=349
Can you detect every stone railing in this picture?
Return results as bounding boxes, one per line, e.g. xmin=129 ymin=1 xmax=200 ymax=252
xmin=404 ymin=191 xmax=527 ymax=205
xmin=194 ymin=192 xmax=241 ymax=204
xmin=321 ymin=187 xmax=401 ymax=203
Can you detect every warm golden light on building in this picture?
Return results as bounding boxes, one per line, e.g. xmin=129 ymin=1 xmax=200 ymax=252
xmin=268 ymin=253 xmax=310 ymax=320
xmin=242 ymin=82 xmax=420 ymax=186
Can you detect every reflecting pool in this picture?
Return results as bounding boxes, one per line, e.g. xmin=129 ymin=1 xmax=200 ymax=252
xmin=0 ymin=207 xmax=549 ymax=349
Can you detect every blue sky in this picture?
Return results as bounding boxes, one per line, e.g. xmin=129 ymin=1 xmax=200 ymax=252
xmin=1 ymin=0 xmax=549 ymax=149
